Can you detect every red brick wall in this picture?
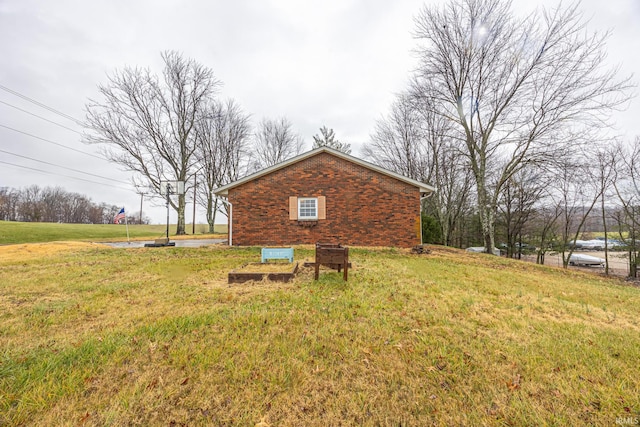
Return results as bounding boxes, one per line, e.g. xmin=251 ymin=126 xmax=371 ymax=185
xmin=227 ymin=152 xmax=422 ymax=248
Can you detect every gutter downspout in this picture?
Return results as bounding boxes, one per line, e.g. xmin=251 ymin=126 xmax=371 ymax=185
xmin=218 ymin=197 xmax=233 ymax=246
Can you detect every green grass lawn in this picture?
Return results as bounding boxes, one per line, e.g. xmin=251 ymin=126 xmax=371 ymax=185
xmin=0 ymin=243 xmax=638 ymax=425
xmin=0 ymin=221 xmax=228 ymax=244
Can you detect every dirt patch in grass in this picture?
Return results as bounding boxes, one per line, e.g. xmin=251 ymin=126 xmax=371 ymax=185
xmin=0 ymin=241 xmax=109 ymax=262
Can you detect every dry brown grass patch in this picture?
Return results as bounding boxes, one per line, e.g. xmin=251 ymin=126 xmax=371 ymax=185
xmin=0 ymin=241 xmax=109 ymax=262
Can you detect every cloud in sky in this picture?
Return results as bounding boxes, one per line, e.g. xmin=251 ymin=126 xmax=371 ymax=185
xmin=1 ymin=0 xmax=638 ymax=224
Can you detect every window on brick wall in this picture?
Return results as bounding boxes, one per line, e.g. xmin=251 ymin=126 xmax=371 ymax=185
xmin=298 ymin=198 xmax=318 ymax=220
xmin=289 ymin=196 xmax=326 ymax=220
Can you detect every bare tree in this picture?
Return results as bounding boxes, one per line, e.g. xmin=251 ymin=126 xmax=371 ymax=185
xmin=312 ymin=126 xmax=351 ymax=154
xmin=429 ymin=139 xmax=475 ymax=247
xmin=364 ymin=94 xmax=431 ymax=181
xmin=613 ymin=138 xmax=640 ymax=277
xmin=411 ymin=0 xmax=632 ymax=254
xmin=85 ymin=50 xmax=221 ymax=234
xmin=18 ymin=185 xmax=43 ymax=222
xmin=497 ymin=169 xmax=545 ymax=258
xmin=126 ymin=211 xmax=151 ymax=225
xmin=251 ymin=117 xmax=305 ymax=170
xmin=555 ymin=156 xmax=607 ymax=268
xmin=88 ymin=204 xmax=106 ymax=224
xmin=592 ymin=146 xmax=618 ymax=274
xmin=195 ymin=99 xmax=252 ymax=232
xmin=1 ymin=185 xmax=119 ymax=224
xmin=0 ymin=187 xmax=20 ymax=221
xmin=40 ymin=187 xmax=66 ymax=223
xmin=364 ymin=94 xmax=473 ymax=246
xmin=530 ymin=196 xmax=563 ymax=265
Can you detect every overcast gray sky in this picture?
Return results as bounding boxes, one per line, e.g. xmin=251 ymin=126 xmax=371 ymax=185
xmin=1 ymin=0 xmax=638 ymax=225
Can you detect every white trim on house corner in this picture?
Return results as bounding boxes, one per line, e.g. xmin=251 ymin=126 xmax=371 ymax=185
xmin=213 ymin=146 xmax=436 ymax=196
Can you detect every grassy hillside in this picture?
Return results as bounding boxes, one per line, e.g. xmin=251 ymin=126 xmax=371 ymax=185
xmin=0 ymin=244 xmax=638 ymax=425
xmin=0 ymin=221 xmax=228 ymax=244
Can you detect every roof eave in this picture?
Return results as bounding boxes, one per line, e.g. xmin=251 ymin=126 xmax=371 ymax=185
xmin=213 ymin=146 xmax=436 ymax=195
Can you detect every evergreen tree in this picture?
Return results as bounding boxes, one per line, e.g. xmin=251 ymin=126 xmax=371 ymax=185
xmin=312 ymin=126 xmax=351 ymax=154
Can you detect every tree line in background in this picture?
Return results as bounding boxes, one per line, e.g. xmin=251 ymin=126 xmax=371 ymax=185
xmin=360 ymin=0 xmax=638 ymax=276
xmin=0 ymin=185 xmax=149 ymax=225
xmin=415 ymin=138 xmax=640 ymax=277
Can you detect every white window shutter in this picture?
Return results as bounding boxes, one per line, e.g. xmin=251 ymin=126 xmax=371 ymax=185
xmin=289 ymin=196 xmax=298 ymax=220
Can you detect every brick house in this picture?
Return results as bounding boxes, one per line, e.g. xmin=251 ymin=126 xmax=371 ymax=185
xmin=213 ymin=147 xmax=435 ymax=248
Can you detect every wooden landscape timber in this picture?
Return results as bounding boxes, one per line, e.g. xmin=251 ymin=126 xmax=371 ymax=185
xmin=228 ymin=262 xmax=299 ymax=284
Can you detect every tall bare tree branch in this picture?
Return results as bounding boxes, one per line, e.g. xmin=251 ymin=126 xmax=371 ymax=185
xmin=410 ymin=0 xmax=633 ymax=253
xmin=251 ymin=117 xmax=305 ymax=170
xmin=195 ymin=99 xmax=251 ymax=232
xmin=84 ymin=50 xmax=221 ymax=234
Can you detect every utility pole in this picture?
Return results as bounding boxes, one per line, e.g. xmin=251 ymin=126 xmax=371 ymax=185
xmin=138 ymin=192 xmax=145 ymax=225
xmin=166 ymin=183 xmax=171 ymax=240
xmin=192 ymin=175 xmax=197 ymax=234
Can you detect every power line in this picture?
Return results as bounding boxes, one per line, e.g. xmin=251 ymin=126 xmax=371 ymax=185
xmin=0 ymin=149 xmax=131 ymax=185
xmin=0 ymin=160 xmax=133 ymax=192
xmin=0 ymin=123 xmax=105 ymax=160
xmin=0 ymin=84 xmax=83 ymax=126
xmin=0 ymin=100 xmax=83 ymax=134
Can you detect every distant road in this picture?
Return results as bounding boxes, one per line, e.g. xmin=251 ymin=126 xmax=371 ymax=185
xmin=523 ymin=250 xmax=630 ymax=276
xmin=101 ymin=239 xmax=226 ymax=248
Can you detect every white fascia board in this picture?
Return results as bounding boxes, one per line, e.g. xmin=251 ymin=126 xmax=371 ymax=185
xmin=213 ymin=146 xmax=436 ymax=196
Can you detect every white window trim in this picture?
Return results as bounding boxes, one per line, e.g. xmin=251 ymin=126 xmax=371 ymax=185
xmin=298 ymin=197 xmax=318 ymax=220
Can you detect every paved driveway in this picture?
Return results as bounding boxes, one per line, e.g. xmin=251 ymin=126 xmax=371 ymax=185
xmin=522 ymin=250 xmax=630 ymax=276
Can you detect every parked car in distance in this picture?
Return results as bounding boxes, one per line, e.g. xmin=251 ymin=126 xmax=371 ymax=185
xmin=568 ymin=254 xmax=605 ymax=267
xmin=498 ymin=242 xmax=535 ymax=252
xmin=466 ymin=247 xmax=501 ymax=256
xmin=569 ymin=239 xmax=623 ymax=250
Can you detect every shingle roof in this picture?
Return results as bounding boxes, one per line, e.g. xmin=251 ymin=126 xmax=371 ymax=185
xmin=213 ymin=146 xmax=436 ymax=196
